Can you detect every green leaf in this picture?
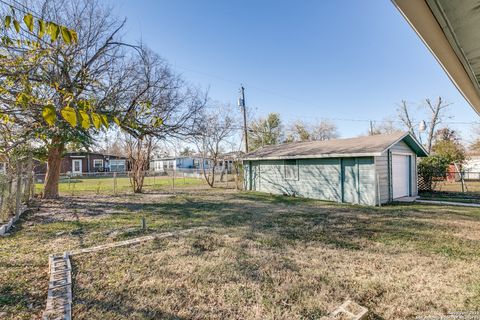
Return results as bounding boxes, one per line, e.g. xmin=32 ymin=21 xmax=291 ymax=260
xmin=78 ymin=110 xmax=90 ymax=129
xmin=153 ymin=116 xmax=163 ymax=127
xmin=61 ymin=26 xmax=71 ymax=44
xmin=5 ymin=16 xmax=11 ymax=29
xmin=113 ymin=116 xmax=121 ymax=126
xmin=13 ymin=20 xmax=20 ymax=33
xmin=100 ymin=114 xmax=109 ymax=128
xmin=42 ymin=105 xmax=56 ymax=126
xmin=38 ymin=19 xmax=46 ymax=38
xmin=60 ymin=106 xmax=77 ymax=127
xmin=48 ymin=22 xmax=59 ymax=42
xmin=1 ymin=36 xmax=13 ymax=46
xmin=91 ymin=112 xmax=101 ymax=129
xmin=23 ymin=14 xmax=33 ymax=32
xmin=16 ymin=92 xmax=29 ymax=106
xmin=70 ymin=30 xmax=78 ymax=43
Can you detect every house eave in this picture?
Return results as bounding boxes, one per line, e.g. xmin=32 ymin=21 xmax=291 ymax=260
xmin=392 ymin=0 xmax=480 ymax=115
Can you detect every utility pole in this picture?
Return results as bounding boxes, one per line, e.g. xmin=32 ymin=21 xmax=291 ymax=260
xmin=238 ymin=85 xmax=249 ymax=153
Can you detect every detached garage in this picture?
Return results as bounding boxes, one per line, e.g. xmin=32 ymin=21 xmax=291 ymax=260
xmin=243 ymin=132 xmax=428 ymax=205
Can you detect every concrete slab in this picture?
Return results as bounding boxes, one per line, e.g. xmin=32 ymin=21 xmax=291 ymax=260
xmin=394 ymin=196 xmax=418 ymax=203
xmin=416 ymin=199 xmax=480 ymax=207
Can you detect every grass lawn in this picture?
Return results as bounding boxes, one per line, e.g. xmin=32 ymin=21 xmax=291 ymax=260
xmin=1 ymin=189 xmax=480 ymax=319
xmin=34 ymin=175 xmax=206 ymax=195
xmin=419 ymin=191 xmax=480 ymax=204
xmin=434 ymin=180 xmax=480 ymax=194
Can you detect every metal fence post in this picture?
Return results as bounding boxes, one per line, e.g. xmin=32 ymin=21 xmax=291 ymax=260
xmin=113 ymin=172 xmax=117 ymax=195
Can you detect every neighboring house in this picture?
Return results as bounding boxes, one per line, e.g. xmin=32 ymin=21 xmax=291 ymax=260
xmin=149 ymin=156 xmax=212 ymax=173
xmin=219 ymin=151 xmax=245 ymax=173
xmin=150 ymin=153 xmax=245 ymax=174
xmin=64 ymin=152 xmax=128 ymax=174
xmin=243 ymin=132 xmax=428 ymax=206
xmin=35 ymin=152 xmax=128 ymax=175
xmin=462 ymin=154 xmax=480 ymax=180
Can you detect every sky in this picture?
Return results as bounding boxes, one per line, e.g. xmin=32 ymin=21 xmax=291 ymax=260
xmin=113 ymin=0 xmax=480 ymax=144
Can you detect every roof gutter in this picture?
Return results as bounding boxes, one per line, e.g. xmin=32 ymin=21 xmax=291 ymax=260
xmin=392 ymin=0 xmax=480 ymax=115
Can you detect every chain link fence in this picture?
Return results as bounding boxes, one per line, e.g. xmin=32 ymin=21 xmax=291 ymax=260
xmin=418 ymin=169 xmax=480 ymax=198
xmin=0 ymin=166 xmax=35 ymax=224
xmin=34 ymin=168 xmax=243 ymax=196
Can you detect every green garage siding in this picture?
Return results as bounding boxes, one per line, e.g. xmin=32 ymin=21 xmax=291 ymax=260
xmin=243 ymin=132 xmax=427 ymax=206
xmin=357 ymin=158 xmax=376 ymax=205
xmin=247 ymin=157 xmax=376 ymax=205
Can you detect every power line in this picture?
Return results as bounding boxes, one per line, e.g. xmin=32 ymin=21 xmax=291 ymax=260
xmin=174 ymin=64 xmax=480 ymax=126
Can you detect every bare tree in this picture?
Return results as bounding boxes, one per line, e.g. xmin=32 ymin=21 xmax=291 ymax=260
xmin=193 ymin=105 xmax=237 ymax=187
xmin=124 ymin=134 xmax=155 ymax=193
xmin=397 ymin=100 xmax=416 ymax=136
xmin=285 ymin=119 xmax=338 ymax=142
xmin=368 ymin=118 xmax=400 ymax=135
xmin=424 ymin=98 xmax=451 ymax=153
xmin=397 ymin=97 xmax=451 ymax=153
xmin=311 ymin=119 xmax=339 ymax=141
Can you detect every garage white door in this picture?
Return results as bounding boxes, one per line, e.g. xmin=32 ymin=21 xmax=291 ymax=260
xmin=392 ymin=154 xmax=410 ymax=199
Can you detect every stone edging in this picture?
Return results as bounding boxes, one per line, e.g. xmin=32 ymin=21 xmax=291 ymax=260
xmin=43 ymin=253 xmax=72 ymax=320
xmin=42 ymin=227 xmax=206 ymax=319
xmin=320 ymin=300 xmax=368 ymax=320
xmin=0 ymin=205 xmax=27 ymax=236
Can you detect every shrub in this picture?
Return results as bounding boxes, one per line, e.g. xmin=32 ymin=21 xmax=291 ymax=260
xmin=418 ymin=156 xmax=450 ymax=191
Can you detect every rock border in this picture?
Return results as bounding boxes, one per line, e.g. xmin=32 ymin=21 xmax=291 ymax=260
xmin=0 ymin=205 xmax=27 ymax=236
xmin=43 ymin=253 xmax=72 ymax=320
xmin=42 ymin=227 xmax=206 ymax=320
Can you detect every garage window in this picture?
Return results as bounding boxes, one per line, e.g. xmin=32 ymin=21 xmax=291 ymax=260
xmin=284 ymin=160 xmax=298 ymax=180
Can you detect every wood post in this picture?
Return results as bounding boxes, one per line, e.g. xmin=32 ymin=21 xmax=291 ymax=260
xmin=15 ymin=165 xmax=22 ymax=218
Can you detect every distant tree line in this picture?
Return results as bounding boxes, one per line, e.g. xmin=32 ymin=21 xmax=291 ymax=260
xmin=247 ymin=113 xmax=339 ymax=151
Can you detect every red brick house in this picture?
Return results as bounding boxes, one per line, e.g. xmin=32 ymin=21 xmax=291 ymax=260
xmin=35 ymin=152 xmax=128 ymax=174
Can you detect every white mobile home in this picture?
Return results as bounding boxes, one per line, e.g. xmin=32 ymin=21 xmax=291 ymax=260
xmin=149 ymin=156 xmax=212 ymax=173
xmin=243 ymin=132 xmax=428 ymax=205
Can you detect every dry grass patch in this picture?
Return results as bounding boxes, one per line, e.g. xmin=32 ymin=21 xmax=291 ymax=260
xmin=71 ymin=229 xmax=479 ymax=319
xmin=1 ymin=189 xmax=480 ymax=319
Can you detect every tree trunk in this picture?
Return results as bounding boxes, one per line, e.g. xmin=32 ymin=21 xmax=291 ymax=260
xmin=43 ymin=142 xmax=64 ymax=199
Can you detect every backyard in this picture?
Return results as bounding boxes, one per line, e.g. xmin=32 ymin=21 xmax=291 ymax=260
xmin=1 ymin=187 xmax=479 ymax=319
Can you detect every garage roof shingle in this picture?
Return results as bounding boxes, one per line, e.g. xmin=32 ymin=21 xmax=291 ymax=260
xmin=243 ymin=131 xmax=428 ymax=160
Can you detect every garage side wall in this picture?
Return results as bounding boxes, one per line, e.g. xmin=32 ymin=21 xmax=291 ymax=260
xmin=375 ymin=140 xmax=418 ymax=203
xmin=244 ymin=157 xmax=376 ymax=205
xmin=265 ymin=159 xmax=342 ymax=201
xmin=248 ymin=159 xmax=343 ymax=202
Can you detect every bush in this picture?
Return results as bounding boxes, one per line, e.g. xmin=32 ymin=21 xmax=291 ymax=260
xmin=418 ymin=156 xmax=450 ymax=191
